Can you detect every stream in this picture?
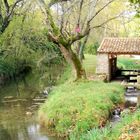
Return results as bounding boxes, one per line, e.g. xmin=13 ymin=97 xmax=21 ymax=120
xmin=0 ymin=84 xmax=58 ymax=140
xmin=0 ymin=82 xmax=139 ymax=140
xmin=110 ymin=86 xmax=138 ymax=126
xmin=0 ymin=104 xmax=56 ymax=140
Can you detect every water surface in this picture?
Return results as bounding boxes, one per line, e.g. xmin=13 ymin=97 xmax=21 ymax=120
xmin=0 ymin=85 xmax=56 ymax=140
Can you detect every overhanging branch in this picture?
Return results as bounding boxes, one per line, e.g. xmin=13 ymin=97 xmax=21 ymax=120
xmin=9 ymin=0 xmax=24 ymax=17
xmin=87 ymin=0 xmax=116 ymax=24
xmin=4 ymin=0 xmax=10 ymax=15
xmin=91 ymin=13 xmax=123 ymax=29
xmin=69 ymin=27 xmax=90 ymax=45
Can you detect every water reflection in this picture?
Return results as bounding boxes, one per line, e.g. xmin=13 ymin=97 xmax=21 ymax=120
xmin=0 ymin=104 xmax=56 ymax=140
xmin=0 ymin=124 xmax=11 ymax=140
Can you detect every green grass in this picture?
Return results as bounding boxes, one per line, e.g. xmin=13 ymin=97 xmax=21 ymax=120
xmin=38 ymin=54 xmax=140 ymax=139
xmin=117 ymin=57 xmax=140 ymax=70
xmin=39 ymin=81 xmax=124 ymax=138
xmin=38 ymin=54 xmax=126 ymax=139
xmin=78 ymin=109 xmax=140 ymax=140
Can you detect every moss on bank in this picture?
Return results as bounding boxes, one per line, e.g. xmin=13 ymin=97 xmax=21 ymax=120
xmin=38 ymin=81 xmax=124 ymax=138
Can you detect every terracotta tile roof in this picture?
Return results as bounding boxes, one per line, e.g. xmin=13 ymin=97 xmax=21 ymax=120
xmin=98 ymin=38 xmax=140 ymax=54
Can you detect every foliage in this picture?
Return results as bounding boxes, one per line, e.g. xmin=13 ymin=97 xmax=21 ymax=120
xmin=39 ymin=54 xmax=124 ymax=137
xmin=56 ymin=65 xmax=73 ymax=85
xmin=0 ymin=11 xmax=63 ymax=87
xmin=39 ymin=80 xmax=124 ymax=138
xmin=117 ymin=56 xmax=140 ymax=70
xmin=129 ymin=0 xmax=140 ymax=17
xmin=84 ymin=42 xmax=99 ymax=55
xmin=0 ymin=58 xmax=15 ymax=77
xmin=77 ymin=109 xmax=140 ymax=140
xmin=37 ymin=0 xmax=127 ymax=79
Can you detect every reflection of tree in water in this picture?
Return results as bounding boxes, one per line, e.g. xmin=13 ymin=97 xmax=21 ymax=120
xmin=0 ymin=103 xmax=56 ymax=140
xmin=0 ymin=124 xmax=11 ymax=140
xmin=0 ymin=105 xmax=33 ymax=140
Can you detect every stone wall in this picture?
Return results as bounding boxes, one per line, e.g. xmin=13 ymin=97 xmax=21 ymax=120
xmin=96 ymin=53 xmax=110 ymax=81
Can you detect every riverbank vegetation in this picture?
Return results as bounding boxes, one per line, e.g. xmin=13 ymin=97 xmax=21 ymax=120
xmin=0 ymin=0 xmax=140 ymax=139
xmin=38 ymin=54 xmax=124 ymax=138
xmin=77 ymin=109 xmax=140 ymax=140
xmin=39 ymin=54 xmax=140 ymax=139
xmin=39 ymin=80 xmax=124 ymax=138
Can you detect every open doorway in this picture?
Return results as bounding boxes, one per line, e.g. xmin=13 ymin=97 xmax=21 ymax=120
xmin=114 ymin=55 xmax=140 ymax=82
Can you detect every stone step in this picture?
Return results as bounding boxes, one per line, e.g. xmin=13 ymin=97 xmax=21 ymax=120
xmin=125 ymin=93 xmax=138 ymax=97
xmin=4 ymin=96 xmax=14 ymax=100
xmin=126 ymin=86 xmax=136 ymax=89
xmin=32 ymin=102 xmax=43 ymax=105
xmin=28 ymin=105 xmax=39 ymax=110
xmin=32 ymin=98 xmax=46 ymax=102
xmin=2 ymin=99 xmax=27 ymax=103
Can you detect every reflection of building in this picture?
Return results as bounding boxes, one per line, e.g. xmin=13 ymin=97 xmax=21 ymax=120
xmin=96 ymin=37 xmax=140 ymax=81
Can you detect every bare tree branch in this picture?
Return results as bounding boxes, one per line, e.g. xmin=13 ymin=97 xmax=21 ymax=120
xmin=61 ymin=0 xmax=79 ymax=15
xmin=3 ymin=0 xmax=10 ymax=15
xmin=49 ymin=0 xmax=70 ymax=7
xmin=0 ymin=0 xmax=24 ymax=34
xmin=87 ymin=0 xmax=115 ymax=24
xmin=77 ymin=0 xmax=84 ymax=26
xmin=60 ymin=3 xmax=65 ymax=33
xmin=91 ymin=13 xmax=123 ymax=29
xmin=81 ymin=0 xmax=98 ymax=32
xmin=9 ymin=0 xmax=24 ymax=17
xmin=69 ymin=26 xmax=90 ymax=45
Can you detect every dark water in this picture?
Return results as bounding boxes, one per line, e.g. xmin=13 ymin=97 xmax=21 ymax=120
xmin=110 ymin=88 xmax=138 ymax=126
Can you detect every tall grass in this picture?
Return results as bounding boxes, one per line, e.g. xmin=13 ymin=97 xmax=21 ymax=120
xmin=78 ymin=109 xmax=140 ymax=140
xmin=38 ymin=54 xmax=127 ymax=139
xmin=39 ymin=81 xmax=124 ymax=138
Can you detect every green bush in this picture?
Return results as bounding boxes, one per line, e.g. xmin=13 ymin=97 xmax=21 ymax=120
xmin=85 ymin=42 xmax=99 ymax=55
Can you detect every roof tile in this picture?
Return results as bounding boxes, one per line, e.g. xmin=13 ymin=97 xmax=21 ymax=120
xmin=98 ymin=38 xmax=140 ymax=54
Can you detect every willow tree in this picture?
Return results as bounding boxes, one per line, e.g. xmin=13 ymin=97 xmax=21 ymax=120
xmin=38 ymin=0 xmax=122 ymax=80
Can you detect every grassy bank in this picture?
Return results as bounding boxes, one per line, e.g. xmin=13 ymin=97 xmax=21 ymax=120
xmin=39 ymin=81 xmax=124 ymax=138
xmin=78 ymin=109 xmax=140 ymax=140
xmin=38 ymin=54 xmax=124 ymax=138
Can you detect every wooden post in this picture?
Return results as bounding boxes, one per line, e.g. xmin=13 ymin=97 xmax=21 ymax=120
xmin=137 ymin=95 xmax=140 ymax=107
xmin=137 ymin=75 xmax=140 ymax=84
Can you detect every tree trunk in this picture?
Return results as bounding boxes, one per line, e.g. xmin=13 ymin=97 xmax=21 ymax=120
xmin=59 ymin=44 xmax=86 ymax=80
xmin=76 ymin=41 xmax=85 ymax=61
xmin=79 ymin=33 xmax=90 ymax=62
xmin=0 ymin=17 xmax=10 ymax=34
xmin=79 ymin=41 xmax=85 ymax=61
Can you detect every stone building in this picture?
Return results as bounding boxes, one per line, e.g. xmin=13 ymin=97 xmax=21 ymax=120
xmin=96 ymin=37 xmax=140 ymax=81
